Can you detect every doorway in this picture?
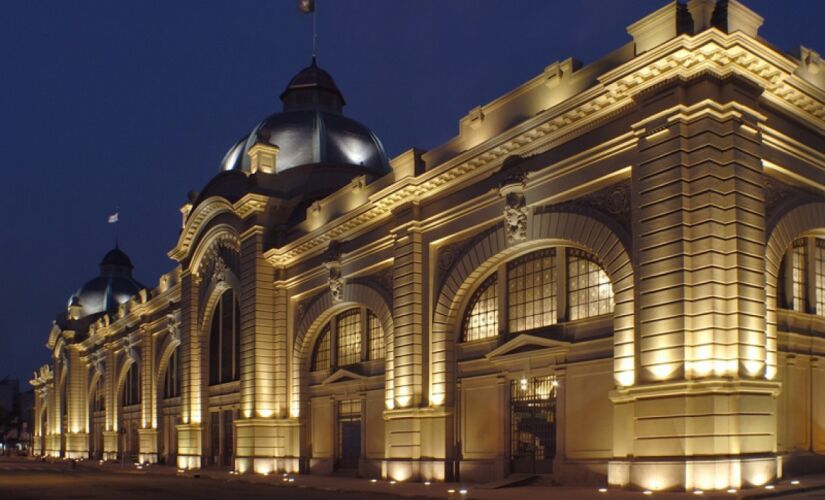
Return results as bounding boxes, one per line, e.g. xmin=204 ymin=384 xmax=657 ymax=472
xmin=336 ymin=399 xmax=361 ymax=471
xmin=510 ymin=376 xmax=556 ymax=474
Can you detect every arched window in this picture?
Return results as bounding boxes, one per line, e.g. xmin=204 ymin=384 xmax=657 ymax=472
xmin=92 ymin=376 xmax=105 ymax=412
xmin=463 ymin=275 xmax=498 ymax=342
xmin=816 ymin=239 xmax=825 ymax=315
xmin=121 ymin=363 xmax=140 ymax=407
xmin=336 ymin=310 xmax=361 ymax=366
xmin=779 ymin=237 xmax=825 ymax=316
xmin=311 ymin=326 xmax=331 ymax=371
xmin=508 ymin=249 xmax=556 ymax=333
xmin=209 ymin=290 xmax=241 ymax=385
xmin=367 ymin=312 xmax=385 ymax=360
xmin=461 ymin=247 xmax=614 ymax=342
xmin=309 ymin=307 xmax=386 ymax=371
xmin=162 ymin=348 xmax=181 ymax=399
xmin=567 ymin=249 xmax=614 ymax=321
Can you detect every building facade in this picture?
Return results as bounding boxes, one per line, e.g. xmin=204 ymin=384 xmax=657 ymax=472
xmin=30 ymin=0 xmax=825 ymax=492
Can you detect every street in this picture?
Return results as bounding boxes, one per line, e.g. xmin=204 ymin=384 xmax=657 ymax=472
xmin=0 ymin=458 xmax=410 ymax=500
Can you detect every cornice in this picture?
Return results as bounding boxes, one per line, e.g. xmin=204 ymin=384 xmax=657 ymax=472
xmin=260 ymin=31 xmax=821 ymax=269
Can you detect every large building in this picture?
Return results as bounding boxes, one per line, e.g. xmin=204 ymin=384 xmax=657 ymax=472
xmin=30 ymin=0 xmax=825 ymax=492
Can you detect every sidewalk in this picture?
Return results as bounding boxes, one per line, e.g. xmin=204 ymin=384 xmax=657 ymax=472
xmin=71 ymin=459 xmax=825 ymax=500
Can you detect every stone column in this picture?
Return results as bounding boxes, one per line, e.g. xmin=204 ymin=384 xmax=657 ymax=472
xmin=235 ymin=228 xmax=299 ymax=475
xmin=383 ymin=202 xmax=451 ymax=482
xmin=65 ymin=346 xmax=89 ymax=459
xmin=102 ymin=349 xmax=118 ymax=461
xmin=176 ymin=270 xmax=204 ymax=469
xmin=610 ymin=74 xmax=780 ymax=491
xmin=138 ymin=326 xmax=158 ymax=463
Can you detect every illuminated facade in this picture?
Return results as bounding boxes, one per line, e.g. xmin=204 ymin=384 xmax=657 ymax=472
xmin=30 ymin=0 xmax=825 ymax=491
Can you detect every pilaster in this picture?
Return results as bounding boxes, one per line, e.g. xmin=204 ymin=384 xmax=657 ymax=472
xmin=177 ymin=269 xmax=204 ymax=468
xmin=390 ymin=202 xmax=425 ymax=409
xmin=611 ymin=74 xmax=776 ymax=491
xmin=65 ymin=347 xmax=89 ymax=458
xmin=103 ymin=350 xmax=117 ymax=459
xmin=139 ymin=326 xmax=158 ymax=463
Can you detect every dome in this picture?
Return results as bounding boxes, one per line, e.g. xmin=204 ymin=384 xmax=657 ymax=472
xmin=220 ymin=59 xmax=390 ymax=176
xmin=67 ymin=246 xmax=146 ymax=319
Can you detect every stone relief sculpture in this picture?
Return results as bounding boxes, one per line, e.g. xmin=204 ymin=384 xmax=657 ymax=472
xmin=324 ymin=241 xmax=344 ymax=303
xmin=500 ymin=173 xmax=529 ymax=244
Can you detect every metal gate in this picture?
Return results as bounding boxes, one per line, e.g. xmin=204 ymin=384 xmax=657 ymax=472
xmin=510 ymin=376 xmax=557 ymax=474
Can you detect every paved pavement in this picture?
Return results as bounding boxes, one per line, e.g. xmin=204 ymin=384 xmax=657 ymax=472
xmin=0 ymin=456 xmax=824 ymax=499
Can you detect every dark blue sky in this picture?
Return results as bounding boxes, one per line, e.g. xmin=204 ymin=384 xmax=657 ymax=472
xmin=1 ymin=1 xmax=822 ymax=386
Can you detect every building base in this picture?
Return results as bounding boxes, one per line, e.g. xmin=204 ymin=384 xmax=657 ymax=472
xmin=138 ymin=428 xmax=158 ymax=464
xmin=609 ymin=456 xmax=780 ymax=491
xmin=65 ymin=432 xmax=89 ymax=459
xmin=383 ymin=407 xmax=453 ymax=482
xmin=176 ymin=423 xmax=202 ymax=470
xmin=234 ymin=418 xmax=300 ymax=474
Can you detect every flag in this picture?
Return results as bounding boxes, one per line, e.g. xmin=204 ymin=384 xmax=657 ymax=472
xmin=108 ymin=212 xmax=119 ymax=224
xmin=298 ymin=0 xmax=315 ymax=14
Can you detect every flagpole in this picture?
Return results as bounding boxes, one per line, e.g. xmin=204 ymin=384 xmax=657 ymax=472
xmin=312 ymin=1 xmax=317 ymax=61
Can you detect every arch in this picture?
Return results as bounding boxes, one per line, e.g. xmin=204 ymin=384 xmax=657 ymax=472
xmin=205 ymin=287 xmax=241 ymax=386
xmin=114 ymin=353 xmax=140 ymax=413
xmin=431 ymin=210 xmax=635 ymax=405
xmin=155 ymin=333 xmax=182 ymax=388
xmin=189 ymin=223 xmax=241 ymax=280
xmin=291 ymin=282 xmax=394 ymax=416
xmin=170 ymin=197 xmax=236 ymax=262
xmin=87 ymin=369 xmax=102 ymax=403
xmin=765 ymin=202 xmax=825 ymax=380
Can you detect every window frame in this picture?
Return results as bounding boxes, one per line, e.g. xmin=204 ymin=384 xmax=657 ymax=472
xmin=309 ymin=307 xmax=386 ymax=372
xmin=208 ymin=289 xmax=241 ymax=386
xmin=460 ymin=246 xmax=614 ymax=343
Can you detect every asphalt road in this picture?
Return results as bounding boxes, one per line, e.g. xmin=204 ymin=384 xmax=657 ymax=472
xmin=0 ymin=459 xmax=410 ymax=500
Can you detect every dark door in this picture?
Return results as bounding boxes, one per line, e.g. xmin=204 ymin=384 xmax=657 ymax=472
xmin=210 ymin=412 xmax=220 ymax=465
xmin=222 ymin=410 xmax=234 ymax=466
xmin=510 ymin=377 xmax=556 ymax=474
xmin=336 ymin=399 xmax=361 ymax=470
xmin=339 ymin=421 xmax=361 ymax=470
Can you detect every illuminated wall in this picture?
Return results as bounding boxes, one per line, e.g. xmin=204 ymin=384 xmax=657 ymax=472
xmin=32 ymin=0 xmax=825 ymax=492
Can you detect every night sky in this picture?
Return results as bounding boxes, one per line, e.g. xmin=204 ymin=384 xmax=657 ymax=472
xmin=1 ymin=1 xmax=823 ymax=387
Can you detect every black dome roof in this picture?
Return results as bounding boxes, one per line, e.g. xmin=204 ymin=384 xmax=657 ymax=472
xmin=68 ymin=247 xmax=146 ymax=319
xmin=220 ymin=59 xmax=389 ymax=176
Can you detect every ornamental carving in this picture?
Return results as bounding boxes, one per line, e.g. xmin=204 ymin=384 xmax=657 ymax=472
xmin=166 ymin=312 xmax=181 ymax=343
xmin=92 ymin=351 xmax=105 ymax=377
xmin=350 ymin=266 xmax=394 ymax=305
xmin=211 ymin=256 xmax=228 ymax=285
xmin=324 ymin=241 xmax=344 ymax=303
xmin=124 ymin=333 xmax=139 ymax=364
xmin=538 ymin=180 xmax=631 ymax=232
xmin=500 ymin=173 xmax=529 ymax=244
